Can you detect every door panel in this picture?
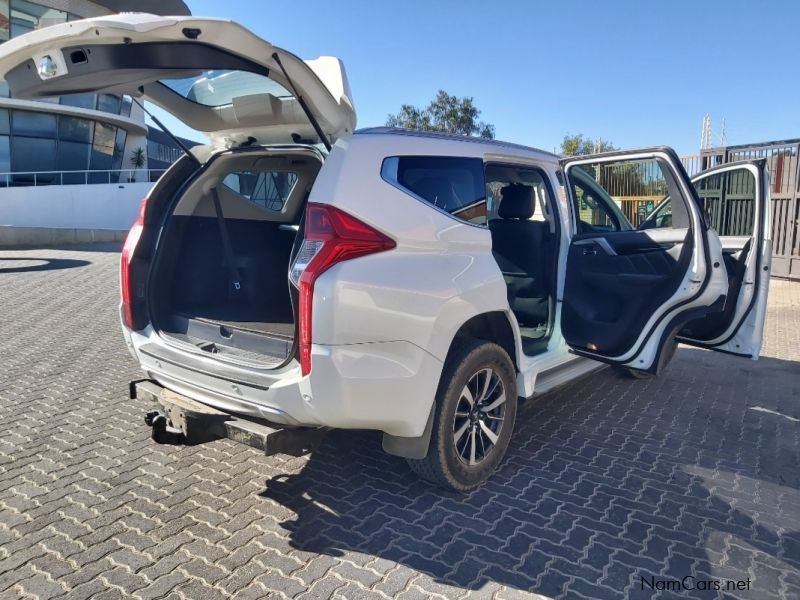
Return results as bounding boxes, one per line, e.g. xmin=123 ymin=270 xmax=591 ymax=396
xmin=560 ymin=148 xmax=728 ymax=373
xmin=678 ymin=160 xmax=771 ymax=357
xmin=563 ymin=228 xmax=690 ymax=357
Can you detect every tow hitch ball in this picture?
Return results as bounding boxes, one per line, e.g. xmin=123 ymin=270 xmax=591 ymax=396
xmin=144 ymin=410 xmax=184 ymax=444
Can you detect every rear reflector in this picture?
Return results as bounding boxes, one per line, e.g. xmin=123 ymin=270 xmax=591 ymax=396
xmin=290 ymin=203 xmax=395 ymax=375
xmin=120 ymin=198 xmax=148 ymax=330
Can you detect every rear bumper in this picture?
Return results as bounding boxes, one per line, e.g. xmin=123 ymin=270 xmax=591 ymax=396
xmin=132 ymin=379 xmax=327 ymax=456
xmin=128 ymin=327 xmax=443 ymax=438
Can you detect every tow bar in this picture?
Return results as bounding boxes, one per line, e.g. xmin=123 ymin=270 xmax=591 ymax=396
xmin=131 ymin=380 xmax=327 ymax=457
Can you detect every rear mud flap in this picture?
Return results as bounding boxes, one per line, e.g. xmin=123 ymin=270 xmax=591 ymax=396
xmin=131 ymin=379 xmax=326 ymax=457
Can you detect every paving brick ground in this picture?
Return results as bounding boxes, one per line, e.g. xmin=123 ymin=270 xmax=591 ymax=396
xmin=0 ymin=244 xmax=798 ymax=600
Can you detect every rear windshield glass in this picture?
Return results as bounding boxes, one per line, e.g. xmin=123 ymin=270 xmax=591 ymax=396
xmin=161 ymin=70 xmax=292 ymax=106
xmin=222 ymin=170 xmax=298 ymax=212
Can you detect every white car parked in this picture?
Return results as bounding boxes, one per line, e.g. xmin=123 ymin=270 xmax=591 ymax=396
xmin=0 ymin=14 xmax=772 ymax=490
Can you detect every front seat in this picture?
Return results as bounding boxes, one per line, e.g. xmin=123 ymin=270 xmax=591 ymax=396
xmin=489 ymin=184 xmax=549 ymax=327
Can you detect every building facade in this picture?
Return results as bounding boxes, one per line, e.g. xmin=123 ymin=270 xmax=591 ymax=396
xmin=0 ymin=0 xmax=191 ymax=186
xmin=0 ymin=0 xmax=193 ymax=246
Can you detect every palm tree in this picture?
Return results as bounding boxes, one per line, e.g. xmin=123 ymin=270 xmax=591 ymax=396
xmin=129 ymin=147 xmax=145 ymax=182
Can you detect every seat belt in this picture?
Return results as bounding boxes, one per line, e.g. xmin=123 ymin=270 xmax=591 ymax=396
xmin=210 ymin=187 xmax=244 ymax=299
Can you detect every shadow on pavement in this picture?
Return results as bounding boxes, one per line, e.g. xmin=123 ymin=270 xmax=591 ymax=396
xmin=0 ymin=256 xmax=90 ymax=274
xmin=258 ymin=349 xmax=800 ymax=597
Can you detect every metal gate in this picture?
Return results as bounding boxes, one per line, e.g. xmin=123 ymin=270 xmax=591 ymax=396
xmin=682 ymin=139 xmax=800 ymax=280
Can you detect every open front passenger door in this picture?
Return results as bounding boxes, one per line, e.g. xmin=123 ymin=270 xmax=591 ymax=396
xmin=674 ymin=160 xmax=771 ymax=357
xmin=559 ymin=148 xmax=729 ymax=374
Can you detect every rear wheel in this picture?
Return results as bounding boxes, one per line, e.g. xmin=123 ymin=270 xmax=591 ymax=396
xmin=407 ymin=339 xmax=517 ymax=492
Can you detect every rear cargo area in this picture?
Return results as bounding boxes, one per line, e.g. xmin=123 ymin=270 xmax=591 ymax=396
xmin=149 ymin=149 xmax=321 ymax=366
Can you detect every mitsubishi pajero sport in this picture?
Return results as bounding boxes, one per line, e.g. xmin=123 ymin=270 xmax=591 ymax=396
xmin=0 ymin=14 xmax=772 ymax=490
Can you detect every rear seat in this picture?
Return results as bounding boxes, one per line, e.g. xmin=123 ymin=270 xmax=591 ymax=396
xmin=489 ymin=184 xmax=550 ymax=327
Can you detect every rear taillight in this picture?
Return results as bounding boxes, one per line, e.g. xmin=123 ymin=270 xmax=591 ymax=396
xmin=120 ymin=198 xmax=148 ymax=330
xmin=289 ymin=203 xmax=395 ymax=375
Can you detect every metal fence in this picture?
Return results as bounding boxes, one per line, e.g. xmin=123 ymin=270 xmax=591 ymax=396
xmin=0 ymin=168 xmax=167 ymax=187
xmin=681 ymin=139 xmax=800 ymax=280
xmin=593 ymin=160 xmax=669 ymax=227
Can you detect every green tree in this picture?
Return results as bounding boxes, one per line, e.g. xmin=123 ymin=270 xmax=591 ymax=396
xmin=560 ymin=133 xmax=615 ymax=156
xmin=386 ymin=90 xmax=495 ymax=139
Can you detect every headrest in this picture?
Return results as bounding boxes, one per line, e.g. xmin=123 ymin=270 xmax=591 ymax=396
xmin=498 ymin=184 xmax=534 ymax=219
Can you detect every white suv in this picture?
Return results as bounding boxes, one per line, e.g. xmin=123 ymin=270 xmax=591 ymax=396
xmin=0 ymin=15 xmax=772 ymax=490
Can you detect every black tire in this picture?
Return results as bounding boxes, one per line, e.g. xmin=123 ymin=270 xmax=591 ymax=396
xmin=407 ymin=338 xmax=517 ymax=492
xmin=617 ymin=337 xmax=678 ymax=380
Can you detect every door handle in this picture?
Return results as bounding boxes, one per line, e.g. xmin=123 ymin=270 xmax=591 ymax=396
xmin=582 ymin=247 xmax=597 ymax=256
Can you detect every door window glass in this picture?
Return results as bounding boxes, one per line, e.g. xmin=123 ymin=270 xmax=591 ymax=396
xmin=694 ymin=169 xmax=756 ymax=236
xmin=639 ymin=200 xmax=672 ymax=230
xmin=567 ymin=158 xmax=682 ymax=233
xmin=381 ymin=156 xmax=487 ymax=225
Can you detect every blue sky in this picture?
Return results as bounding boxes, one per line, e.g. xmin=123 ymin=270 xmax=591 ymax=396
xmin=148 ymin=0 xmax=799 ymax=156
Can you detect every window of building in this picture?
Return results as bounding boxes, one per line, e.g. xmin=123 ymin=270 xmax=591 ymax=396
xmin=11 ymin=136 xmax=56 ymax=183
xmin=381 ymin=156 xmax=487 ymax=225
xmin=120 ymin=95 xmax=133 ymax=118
xmin=60 ymin=94 xmax=97 ymax=110
xmin=88 ymin=122 xmax=116 ymax=182
xmin=11 ymin=110 xmax=56 ymax=138
xmin=0 ymin=108 xmax=129 ymax=184
xmin=56 ymin=141 xmax=90 ymax=183
xmin=58 ymin=116 xmax=92 ymax=143
xmin=111 ymin=128 xmax=127 ymax=179
xmin=96 ymin=94 xmax=121 ymax=115
xmin=10 ymin=0 xmax=67 ymax=37
xmin=0 ymin=1 xmax=9 ymax=42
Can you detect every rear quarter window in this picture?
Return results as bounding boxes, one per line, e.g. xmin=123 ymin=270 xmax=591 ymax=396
xmin=381 ymin=156 xmax=487 ymax=225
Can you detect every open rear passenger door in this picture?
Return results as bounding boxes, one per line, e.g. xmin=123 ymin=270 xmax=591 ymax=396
xmin=559 ymin=148 xmax=729 ymax=374
xmin=675 ymin=160 xmax=771 ymax=358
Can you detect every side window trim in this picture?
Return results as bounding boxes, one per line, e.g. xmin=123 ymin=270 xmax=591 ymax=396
xmin=380 ymin=155 xmax=489 ymax=229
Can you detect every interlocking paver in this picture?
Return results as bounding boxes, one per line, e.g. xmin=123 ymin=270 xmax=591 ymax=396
xmin=0 ymin=244 xmax=798 ymax=599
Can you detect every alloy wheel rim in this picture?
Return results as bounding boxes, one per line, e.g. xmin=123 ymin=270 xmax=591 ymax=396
xmin=453 ymin=367 xmax=506 ymax=466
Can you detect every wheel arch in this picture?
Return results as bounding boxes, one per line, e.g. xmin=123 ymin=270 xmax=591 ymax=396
xmin=447 ymin=311 xmax=520 ymax=372
xmin=382 ymin=310 xmax=520 ymax=460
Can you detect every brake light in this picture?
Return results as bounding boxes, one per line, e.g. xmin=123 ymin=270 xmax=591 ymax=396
xmin=289 ymin=203 xmax=395 ymax=375
xmin=120 ymin=197 xmax=148 ymax=330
